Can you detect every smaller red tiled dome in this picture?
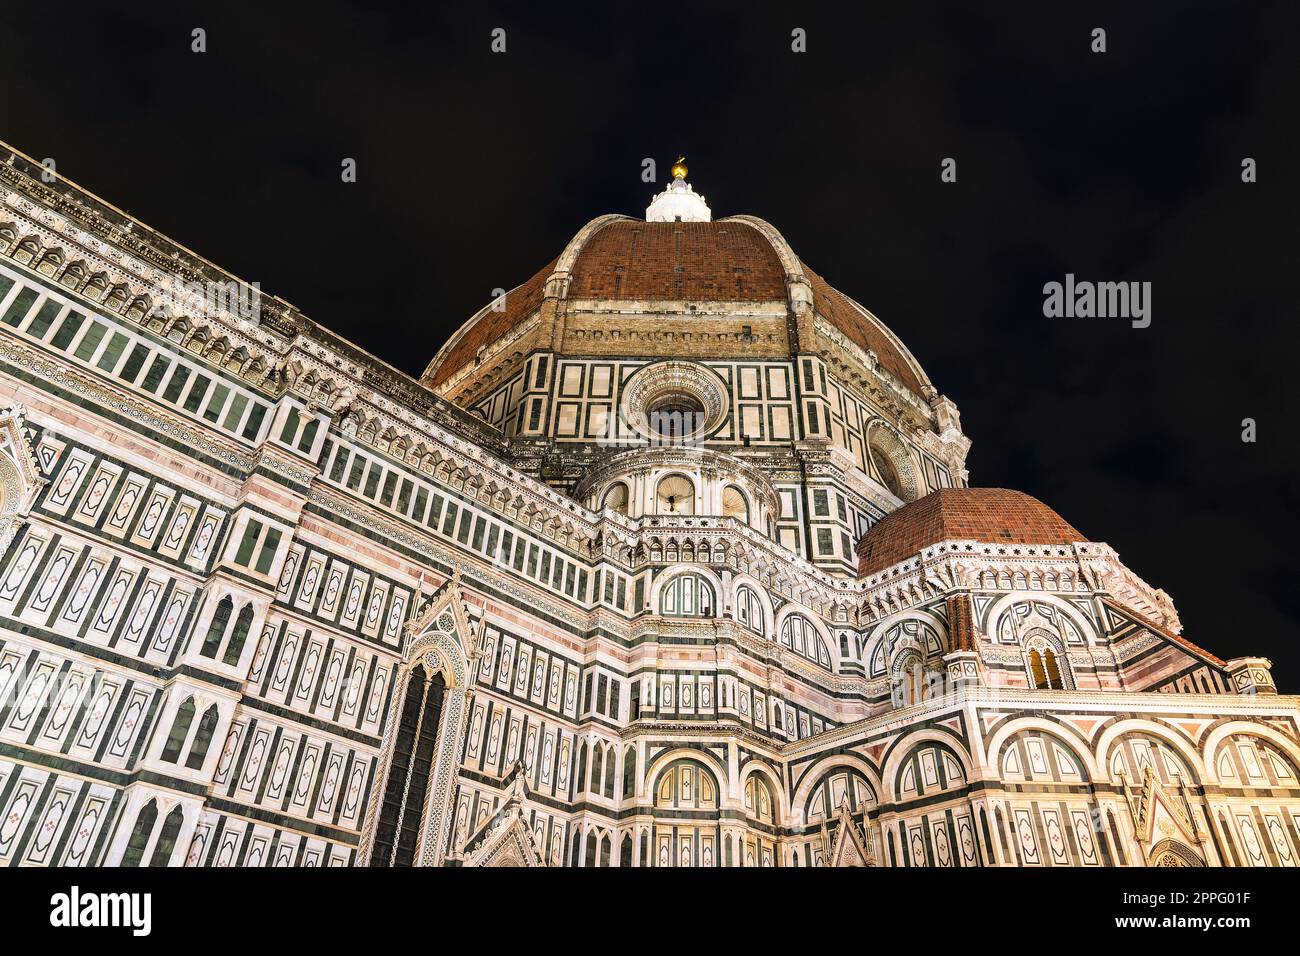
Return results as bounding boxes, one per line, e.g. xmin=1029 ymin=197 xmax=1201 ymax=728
xmin=857 ymin=488 xmax=1085 ymax=577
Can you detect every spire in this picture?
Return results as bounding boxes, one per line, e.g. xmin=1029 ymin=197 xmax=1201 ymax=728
xmin=646 ymin=154 xmax=711 ymax=222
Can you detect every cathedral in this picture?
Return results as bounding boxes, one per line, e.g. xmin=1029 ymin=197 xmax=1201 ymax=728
xmin=0 ymin=144 xmax=1296 ymax=870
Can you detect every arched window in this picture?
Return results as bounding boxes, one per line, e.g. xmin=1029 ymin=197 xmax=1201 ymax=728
xmin=601 ymin=482 xmax=629 ymax=515
xmin=655 ymin=759 xmax=719 ymax=810
xmin=622 ymin=746 xmax=637 ymax=799
xmin=1027 ymin=643 xmax=1068 ymax=689
xmin=200 ymin=596 xmax=232 ymax=658
xmin=620 ymin=832 xmax=633 ymax=867
xmin=735 ymin=585 xmax=765 ymax=635
xmin=806 ymin=767 xmax=875 ymax=825
xmin=599 ymin=834 xmax=612 ymax=867
xmin=185 ymin=705 xmax=220 ymax=770
xmin=149 ymin=806 xmax=185 ymax=867
xmin=722 ymin=485 xmax=749 ymax=523
xmin=659 ymin=572 xmax=715 ymax=618
xmin=744 ymin=774 xmax=776 ymax=824
xmin=891 ymin=650 xmax=927 ymax=708
xmin=121 ymin=800 xmax=158 ymax=867
xmin=655 ymin=475 xmax=695 ymax=515
xmin=575 ymin=744 xmax=588 ymax=796
xmin=222 ymin=604 xmax=254 ymax=666
xmin=867 ymin=437 xmax=910 ymax=501
xmin=778 ymin=614 xmax=832 ymax=669
xmin=370 ymin=666 xmax=446 ymax=867
xmin=604 ymin=748 xmax=617 ymax=797
xmin=590 ymin=743 xmax=604 ymax=794
xmin=161 ymin=698 xmax=196 ymax=763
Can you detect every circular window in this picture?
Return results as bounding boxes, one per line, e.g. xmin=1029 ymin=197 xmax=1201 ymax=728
xmin=647 ymin=393 xmax=705 ymax=440
xmin=620 ymin=362 xmax=727 ymax=444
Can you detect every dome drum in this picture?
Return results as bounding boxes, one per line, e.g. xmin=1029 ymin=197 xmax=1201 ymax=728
xmin=577 ymin=446 xmax=779 ymax=533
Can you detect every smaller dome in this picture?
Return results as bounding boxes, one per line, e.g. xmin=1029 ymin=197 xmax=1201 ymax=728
xmin=856 ymin=488 xmax=1084 ymax=577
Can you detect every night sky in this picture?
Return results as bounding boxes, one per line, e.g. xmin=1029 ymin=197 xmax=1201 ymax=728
xmin=3 ymin=2 xmax=1297 ymax=681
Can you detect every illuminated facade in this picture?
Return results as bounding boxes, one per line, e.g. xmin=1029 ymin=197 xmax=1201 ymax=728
xmin=0 ymin=145 xmax=1296 ymax=868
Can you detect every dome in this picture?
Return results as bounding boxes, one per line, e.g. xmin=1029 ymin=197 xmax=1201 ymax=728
xmin=855 ymin=488 xmax=1085 ymax=577
xmin=422 ymin=206 xmax=931 ymax=399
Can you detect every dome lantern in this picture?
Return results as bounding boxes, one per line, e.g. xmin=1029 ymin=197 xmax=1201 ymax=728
xmin=647 ymin=155 xmax=711 ymax=222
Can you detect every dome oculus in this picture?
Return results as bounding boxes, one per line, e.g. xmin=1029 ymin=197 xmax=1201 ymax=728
xmin=621 ymin=362 xmax=726 ymax=444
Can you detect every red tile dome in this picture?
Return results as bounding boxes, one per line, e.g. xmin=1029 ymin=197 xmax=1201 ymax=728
xmin=422 ymin=214 xmax=931 ymax=398
xmin=856 ymin=488 xmax=1085 ymax=577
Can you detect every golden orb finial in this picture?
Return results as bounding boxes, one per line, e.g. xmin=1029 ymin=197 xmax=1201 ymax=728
xmin=670 ymin=155 xmax=688 ymax=180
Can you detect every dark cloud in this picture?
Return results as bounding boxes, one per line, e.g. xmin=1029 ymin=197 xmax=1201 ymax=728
xmin=2 ymin=0 xmax=1297 ymax=678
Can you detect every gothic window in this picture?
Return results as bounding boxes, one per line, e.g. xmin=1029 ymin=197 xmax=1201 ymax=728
xmin=735 ymin=585 xmax=765 ymax=635
xmin=604 ymin=748 xmax=617 ymax=797
xmin=778 ymin=614 xmax=832 ymax=669
xmin=370 ymin=666 xmax=446 ymax=867
xmin=222 ymin=604 xmax=255 ymax=666
xmin=576 ymin=743 xmax=588 ymax=796
xmin=655 ymin=760 xmax=719 ymax=810
xmin=891 ymin=650 xmax=927 ymax=708
xmin=185 ymin=705 xmax=220 ymax=770
xmin=1026 ymin=643 xmax=1069 ymax=690
xmin=620 ymin=832 xmax=633 ymax=867
xmin=590 ymin=742 xmax=604 ymax=793
xmin=120 ymin=800 xmax=158 ymax=867
xmin=601 ymin=481 xmax=629 ymax=515
xmin=149 ymin=806 xmax=185 ymax=867
xmin=622 ymin=746 xmax=636 ymax=800
xmin=744 ymin=774 xmax=776 ymax=824
xmin=660 ymin=572 xmax=715 ymax=618
xmin=161 ymin=698 xmax=196 ymax=763
xmin=200 ymin=595 xmax=233 ymax=657
xmin=599 ymin=834 xmax=612 ymax=866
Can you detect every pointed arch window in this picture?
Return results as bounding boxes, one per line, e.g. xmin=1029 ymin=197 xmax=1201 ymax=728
xmin=161 ymin=698 xmax=196 ymax=763
xmin=1028 ymin=646 xmax=1067 ymax=689
xmin=622 ymin=746 xmax=636 ymax=799
xmin=149 ymin=806 xmax=185 ymax=867
xmin=121 ymin=800 xmax=158 ymax=867
xmin=603 ymin=749 xmax=617 ymax=797
xmin=200 ymin=596 xmax=233 ymax=658
xmin=185 ymin=705 xmax=220 ymax=770
xmin=370 ymin=665 xmax=446 ymax=867
xmin=590 ymin=743 xmax=604 ymax=794
xmin=575 ymin=743 xmax=588 ymax=796
xmin=222 ymin=604 xmax=255 ymax=666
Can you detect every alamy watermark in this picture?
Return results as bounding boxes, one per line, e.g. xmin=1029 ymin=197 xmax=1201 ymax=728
xmin=50 ymin=886 xmax=151 ymax=936
xmin=1043 ymin=274 xmax=1151 ymax=328
xmin=157 ymin=276 xmax=262 ymax=325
